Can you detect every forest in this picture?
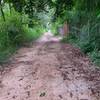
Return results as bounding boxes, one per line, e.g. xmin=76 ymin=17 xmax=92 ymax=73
xmin=0 ymin=0 xmax=100 ymax=100
xmin=0 ymin=0 xmax=100 ymax=66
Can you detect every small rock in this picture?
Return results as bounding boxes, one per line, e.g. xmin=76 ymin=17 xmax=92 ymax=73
xmin=40 ymin=92 xmax=46 ymax=97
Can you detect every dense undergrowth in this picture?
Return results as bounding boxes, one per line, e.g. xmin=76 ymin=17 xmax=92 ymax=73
xmin=61 ymin=11 xmax=100 ymax=67
xmin=49 ymin=0 xmax=100 ymax=67
xmin=0 ymin=9 xmax=45 ymax=63
xmin=50 ymin=1 xmax=100 ymax=67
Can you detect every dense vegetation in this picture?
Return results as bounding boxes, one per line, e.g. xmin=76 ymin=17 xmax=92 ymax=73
xmin=52 ymin=0 xmax=100 ymax=67
xmin=0 ymin=0 xmax=100 ymax=67
xmin=0 ymin=0 xmax=47 ymax=62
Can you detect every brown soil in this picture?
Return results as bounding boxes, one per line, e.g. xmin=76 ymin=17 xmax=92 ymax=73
xmin=0 ymin=32 xmax=100 ymax=100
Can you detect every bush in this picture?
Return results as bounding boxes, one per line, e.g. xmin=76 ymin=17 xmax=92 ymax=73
xmin=23 ymin=25 xmax=45 ymax=42
xmin=51 ymin=18 xmax=63 ymax=35
xmin=61 ymin=11 xmax=100 ymax=67
xmin=0 ymin=10 xmax=29 ymax=46
xmin=0 ymin=10 xmax=44 ymax=62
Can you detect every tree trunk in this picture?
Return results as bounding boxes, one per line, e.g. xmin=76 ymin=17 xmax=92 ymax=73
xmin=0 ymin=4 xmax=5 ymax=21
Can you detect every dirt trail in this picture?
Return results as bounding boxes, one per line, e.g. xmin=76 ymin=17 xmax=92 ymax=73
xmin=0 ymin=32 xmax=100 ymax=100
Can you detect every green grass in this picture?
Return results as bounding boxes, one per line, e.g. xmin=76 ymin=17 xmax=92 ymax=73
xmin=23 ymin=25 xmax=45 ymax=42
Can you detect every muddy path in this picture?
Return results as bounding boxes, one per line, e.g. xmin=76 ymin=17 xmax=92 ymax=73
xmin=0 ymin=32 xmax=100 ymax=100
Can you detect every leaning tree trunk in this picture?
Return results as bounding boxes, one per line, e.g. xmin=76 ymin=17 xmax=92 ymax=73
xmin=0 ymin=2 xmax=5 ymax=21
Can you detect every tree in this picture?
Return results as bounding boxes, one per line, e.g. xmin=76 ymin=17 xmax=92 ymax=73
xmin=53 ymin=0 xmax=74 ymax=20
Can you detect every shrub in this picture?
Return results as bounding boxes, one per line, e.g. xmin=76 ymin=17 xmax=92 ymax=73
xmin=0 ymin=10 xmax=44 ymax=62
xmin=51 ymin=18 xmax=63 ymax=35
xmin=23 ymin=25 xmax=45 ymax=42
xmin=0 ymin=10 xmax=29 ymax=46
xmin=61 ymin=11 xmax=100 ymax=67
